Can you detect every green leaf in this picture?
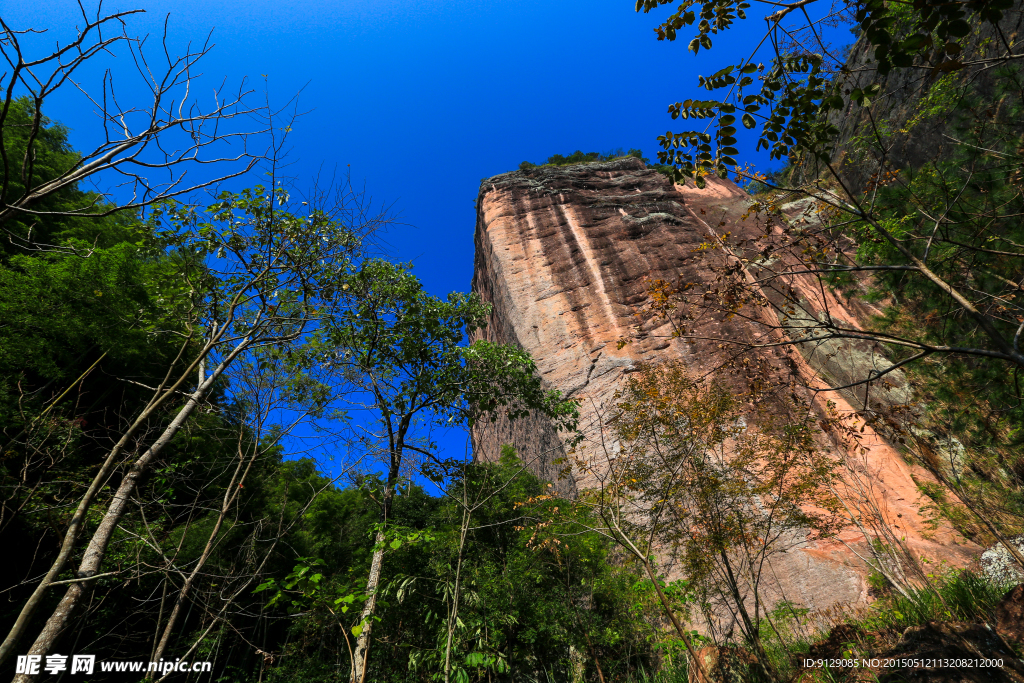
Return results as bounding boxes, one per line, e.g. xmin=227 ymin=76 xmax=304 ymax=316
xmin=822 ymin=95 xmax=843 ymax=110
xmin=902 ymin=33 xmax=929 ymax=50
xmin=892 ymin=52 xmax=913 ymax=68
xmin=742 ymin=113 xmax=756 ymax=129
xmin=945 ymin=19 xmax=970 ymax=37
xmin=352 ymin=623 xmax=363 ymax=636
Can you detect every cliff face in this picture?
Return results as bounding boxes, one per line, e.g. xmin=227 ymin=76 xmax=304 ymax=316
xmin=470 ymin=158 xmax=734 ymax=490
xmin=470 ymin=158 xmax=976 ymax=615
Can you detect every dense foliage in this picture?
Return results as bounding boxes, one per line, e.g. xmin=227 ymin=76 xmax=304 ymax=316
xmin=841 ymin=65 xmax=1024 ymax=448
xmin=0 ymin=98 xmax=669 ymax=683
xmin=640 ymin=0 xmax=1019 ymax=187
xmin=256 ymin=451 xmax=665 ymax=683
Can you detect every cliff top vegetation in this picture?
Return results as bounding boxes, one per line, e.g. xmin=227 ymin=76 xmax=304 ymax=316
xmin=518 ymin=148 xmax=650 ymax=171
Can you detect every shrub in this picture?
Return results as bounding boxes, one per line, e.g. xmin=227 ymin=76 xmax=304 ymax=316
xmin=517 ymin=148 xmax=649 ymax=170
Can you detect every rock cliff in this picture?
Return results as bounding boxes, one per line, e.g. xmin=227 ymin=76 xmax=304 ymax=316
xmin=469 ymin=157 xmax=976 ymax=616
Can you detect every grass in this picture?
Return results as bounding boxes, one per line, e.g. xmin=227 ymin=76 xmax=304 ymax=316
xmin=760 ymin=569 xmax=1010 ymax=681
xmin=864 ymin=569 xmax=1006 ymax=630
xmin=518 ymin=149 xmax=648 ymax=171
xmin=625 ymin=660 xmax=689 ymax=683
xmin=621 ymin=570 xmax=1010 ymax=683
xmin=525 ymin=572 xmax=1010 ymax=682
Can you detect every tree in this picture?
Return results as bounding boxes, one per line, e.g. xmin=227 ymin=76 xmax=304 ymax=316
xmin=427 ymin=446 xmax=614 ymax=683
xmin=569 ymin=363 xmax=843 ymax=679
xmin=0 ymin=5 xmax=268 ymax=244
xmin=142 ymin=335 xmax=350 ymax=676
xmin=635 ymin=0 xmax=1024 ymax=372
xmin=632 ymin=0 xmax=1024 ymax=567
xmin=321 ymin=259 xmax=579 ymax=683
xmin=2 ymin=179 xmax=390 ymax=673
xmin=640 ymin=0 xmax=1018 ymax=184
xmin=415 ymin=449 xmax=656 ymax=683
xmin=252 ymin=452 xmax=661 ymax=683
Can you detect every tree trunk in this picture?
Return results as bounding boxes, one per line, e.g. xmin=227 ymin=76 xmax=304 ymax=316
xmin=350 ymin=524 xmax=387 ymax=683
xmin=350 ymin=457 xmax=401 ymax=683
xmin=444 ymin=483 xmax=471 ymax=683
xmin=11 ymin=372 xmax=220 ymax=682
xmin=718 ymin=550 xmax=777 ymax=683
xmin=931 ymin=463 xmax=1024 ymax=572
xmin=0 ymin=336 xmax=204 ymax=668
xmin=638 ymin=558 xmax=711 ymax=683
xmin=582 ymin=629 xmax=606 ymax=683
xmin=146 ymin=435 xmax=259 ymax=675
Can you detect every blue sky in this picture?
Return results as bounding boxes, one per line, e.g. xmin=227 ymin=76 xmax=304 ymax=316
xmin=7 ymin=0 xmax=816 ymax=296
xmin=7 ymin=0 xmax=850 ymax=482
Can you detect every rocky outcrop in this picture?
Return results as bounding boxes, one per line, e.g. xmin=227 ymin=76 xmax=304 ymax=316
xmin=982 ymin=536 xmax=1024 ymax=586
xmin=469 ymin=157 xmax=977 ymax=617
xmin=470 ymin=158 xmax=738 ymax=489
xmin=794 ymin=9 xmax=1024 ymax=195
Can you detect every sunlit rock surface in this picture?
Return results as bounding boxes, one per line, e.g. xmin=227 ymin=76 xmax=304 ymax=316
xmin=469 ymin=158 xmax=976 ymax=619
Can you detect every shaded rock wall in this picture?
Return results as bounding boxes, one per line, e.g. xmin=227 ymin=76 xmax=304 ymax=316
xmin=469 ymin=158 xmax=977 ymax=617
xmin=794 ymin=8 xmax=1024 ymax=195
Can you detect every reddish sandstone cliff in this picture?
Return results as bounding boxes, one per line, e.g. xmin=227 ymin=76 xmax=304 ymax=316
xmin=469 ymin=157 xmax=976 ymax=615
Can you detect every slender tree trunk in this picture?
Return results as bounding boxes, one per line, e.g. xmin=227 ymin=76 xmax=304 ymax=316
xmin=582 ymin=629 xmax=606 ymax=683
xmin=350 ymin=459 xmax=401 ymax=683
xmin=926 ymin=460 xmax=1024 ymax=572
xmin=830 ymin=480 xmax=917 ymax=601
xmin=146 ymin=434 xmax=261 ymax=675
xmin=150 ymin=577 xmax=169 ymax=663
xmin=444 ymin=481 xmax=471 ymax=683
xmin=718 ymin=550 xmax=777 ymax=683
xmin=569 ymin=570 xmax=605 ymax=683
xmin=638 ymin=558 xmax=711 ymax=683
xmin=11 ymin=369 xmax=223 ymax=682
xmin=598 ymin=496 xmax=711 ymax=683
xmin=350 ymin=526 xmax=386 ymax=683
xmin=0 ymin=335 xmax=203 ymax=667
xmin=718 ymin=551 xmax=759 ymax=644
xmin=148 ymin=463 xmax=308 ymax=683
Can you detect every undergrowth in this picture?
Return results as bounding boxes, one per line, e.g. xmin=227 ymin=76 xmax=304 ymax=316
xmin=768 ymin=570 xmax=1009 ymax=681
xmin=619 ymin=570 xmax=1011 ymax=683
